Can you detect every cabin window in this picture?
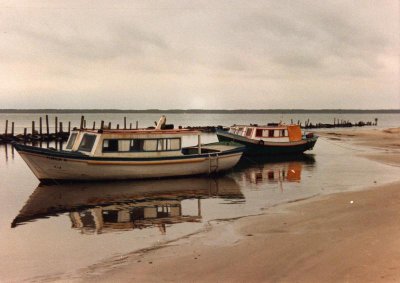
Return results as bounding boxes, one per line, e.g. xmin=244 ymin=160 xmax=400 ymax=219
xmin=143 ymin=140 xmax=158 ymax=151
xmin=103 ymin=139 xmax=119 ymax=152
xmin=246 ymin=128 xmax=253 ymax=137
xmin=66 ymin=133 xmax=78 ymax=149
xmin=268 ymin=130 xmax=274 ymax=137
xmin=169 ymin=138 xmax=181 ymax=150
xmin=130 ymin=139 xmax=144 ymax=151
xmin=255 ymin=129 xmax=263 ymax=137
xmin=119 ymin=140 xmax=131 ymax=152
xmin=281 ymin=130 xmax=286 ymax=137
xmin=78 ymin=134 xmax=97 ymax=152
xmin=157 ymin=139 xmax=167 ymax=151
xmin=157 ymin=138 xmax=181 ymax=151
xmin=102 ymin=138 xmax=181 ymax=152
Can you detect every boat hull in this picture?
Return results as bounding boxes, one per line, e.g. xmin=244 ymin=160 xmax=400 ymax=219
xmin=216 ymin=130 xmax=317 ymax=155
xmin=13 ymin=143 xmax=243 ymax=181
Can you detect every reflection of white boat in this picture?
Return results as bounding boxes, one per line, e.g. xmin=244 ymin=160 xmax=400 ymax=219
xmin=12 ymin=177 xmax=243 ymax=234
xmin=13 ymin=116 xmax=244 ymax=181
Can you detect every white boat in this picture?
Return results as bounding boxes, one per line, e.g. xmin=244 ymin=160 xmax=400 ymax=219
xmin=14 ymin=116 xmax=244 ymax=182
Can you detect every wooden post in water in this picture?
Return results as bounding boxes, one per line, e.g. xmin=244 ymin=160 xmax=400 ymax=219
xmin=124 ymin=117 xmax=127 ymax=129
xmin=39 ymin=117 xmax=43 ymax=137
xmin=11 ymin=122 xmax=14 ymax=137
xmin=136 ymin=121 xmax=138 ymax=129
xmin=59 ymin=122 xmax=63 ymax=133
xmin=68 ymin=122 xmax=71 ymax=133
xmin=46 ymin=115 xmax=50 ymax=137
xmin=130 ymin=123 xmax=132 ymax=129
xmin=55 ymin=117 xmax=58 ymax=135
xmin=100 ymin=120 xmax=104 ymax=130
xmin=117 ymin=124 xmax=120 ymax=130
xmin=5 ymin=120 xmax=8 ymax=136
xmin=108 ymin=122 xmax=111 ymax=129
xmin=92 ymin=121 xmax=96 ymax=130
xmin=32 ymin=121 xmax=35 ymax=135
xmin=23 ymin=128 xmax=27 ymax=142
xmin=80 ymin=116 xmax=84 ymax=129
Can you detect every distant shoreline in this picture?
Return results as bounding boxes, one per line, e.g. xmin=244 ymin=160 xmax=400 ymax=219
xmin=0 ymin=109 xmax=399 ymax=114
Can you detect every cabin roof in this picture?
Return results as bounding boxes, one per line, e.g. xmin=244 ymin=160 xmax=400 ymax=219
xmin=231 ymin=124 xmax=295 ymax=130
xmin=74 ymin=128 xmax=201 ymax=135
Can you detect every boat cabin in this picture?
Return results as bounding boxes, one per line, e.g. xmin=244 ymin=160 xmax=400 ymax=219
xmin=64 ymin=128 xmax=203 ymax=158
xmin=228 ymin=124 xmax=303 ymax=143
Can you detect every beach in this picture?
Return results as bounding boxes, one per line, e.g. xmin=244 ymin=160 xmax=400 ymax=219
xmin=79 ymin=128 xmax=400 ymax=283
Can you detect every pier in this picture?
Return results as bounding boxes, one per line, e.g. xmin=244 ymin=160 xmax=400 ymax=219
xmin=0 ymin=115 xmax=378 ymax=144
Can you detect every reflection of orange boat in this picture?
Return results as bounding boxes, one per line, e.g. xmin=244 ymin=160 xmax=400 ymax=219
xmin=12 ymin=177 xmax=243 ymax=235
xmin=237 ymin=155 xmax=315 ymax=186
xmin=244 ymin=162 xmax=302 ymax=184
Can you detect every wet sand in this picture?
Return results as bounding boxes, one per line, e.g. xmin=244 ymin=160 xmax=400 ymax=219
xmin=80 ymin=128 xmax=400 ymax=283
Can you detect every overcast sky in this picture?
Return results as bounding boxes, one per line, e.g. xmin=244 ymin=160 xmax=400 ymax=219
xmin=0 ymin=0 xmax=398 ymax=109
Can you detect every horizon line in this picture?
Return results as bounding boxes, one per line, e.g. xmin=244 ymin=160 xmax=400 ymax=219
xmin=0 ymin=108 xmax=399 ymax=113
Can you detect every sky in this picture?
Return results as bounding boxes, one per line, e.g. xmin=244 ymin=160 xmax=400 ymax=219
xmin=0 ymin=0 xmax=399 ymax=109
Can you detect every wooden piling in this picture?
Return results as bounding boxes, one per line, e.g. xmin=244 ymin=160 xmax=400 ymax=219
xmin=100 ymin=120 xmax=104 ymax=130
xmin=117 ymin=124 xmax=120 ymax=130
xmin=59 ymin=122 xmax=63 ymax=133
xmin=130 ymin=123 xmax=132 ymax=130
xmin=124 ymin=117 xmax=127 ymax=129
xmin=68 ymin=122 xmax=71 ymax=133
xmin=23 ymin=128 xmax=27 ymax=141
xmin=32 ymin=121 xmax=35 ymax=135
xmin=39 ymin=117 xmax=43 ymax=137
xmin=46 ymin=115 xmax=50 ymax=137
xmin=108 ymin=122 xmax=111 ymax=129
xmin=136 ymin=121 xmax=138 ymax=129
xmin=92 ymin=121 xmax=96 ymax=130
xmin=11 ymin=122 xmax=14 ymax=137
xmin=5 ymin=120 xmax=8 ymax=136
xmin=55 ymin=117 xmax=58 ymax=135
xmin=80 ymin=116 xmax=84 ymax=129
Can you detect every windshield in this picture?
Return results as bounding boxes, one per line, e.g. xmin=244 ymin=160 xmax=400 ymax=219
xmin=78 ymin=134 xmax=97 ymax=152
xmin=65 ymin=133 xmax=78 ymax=150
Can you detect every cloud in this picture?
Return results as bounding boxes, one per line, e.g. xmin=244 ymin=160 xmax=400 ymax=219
xmin=0 ymin=0 xmax=398 ymax=109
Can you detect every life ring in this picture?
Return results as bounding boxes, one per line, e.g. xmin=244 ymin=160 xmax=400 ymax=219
xmin=258 ymin=140 xmax=264 ymax=145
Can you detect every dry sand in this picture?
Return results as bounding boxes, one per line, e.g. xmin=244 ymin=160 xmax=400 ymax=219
xmin=320 ymin=127 xmax=400 ymax=167
xmin=80 ymin=128 xmax=400 ymax=283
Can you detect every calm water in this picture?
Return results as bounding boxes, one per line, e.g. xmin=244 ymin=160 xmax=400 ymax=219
xmin=1 ymin=112 xmax=399 ymax=133
xmin=0 ymin=113 xmax=399 ymax=281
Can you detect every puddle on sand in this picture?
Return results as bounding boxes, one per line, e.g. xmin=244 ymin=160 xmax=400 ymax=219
xmin=0 ymin=138 xmax=399 ymax=281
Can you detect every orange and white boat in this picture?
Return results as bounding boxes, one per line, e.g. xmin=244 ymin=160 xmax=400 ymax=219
xmin=216 ymin=123 xmax=317 ymax=155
